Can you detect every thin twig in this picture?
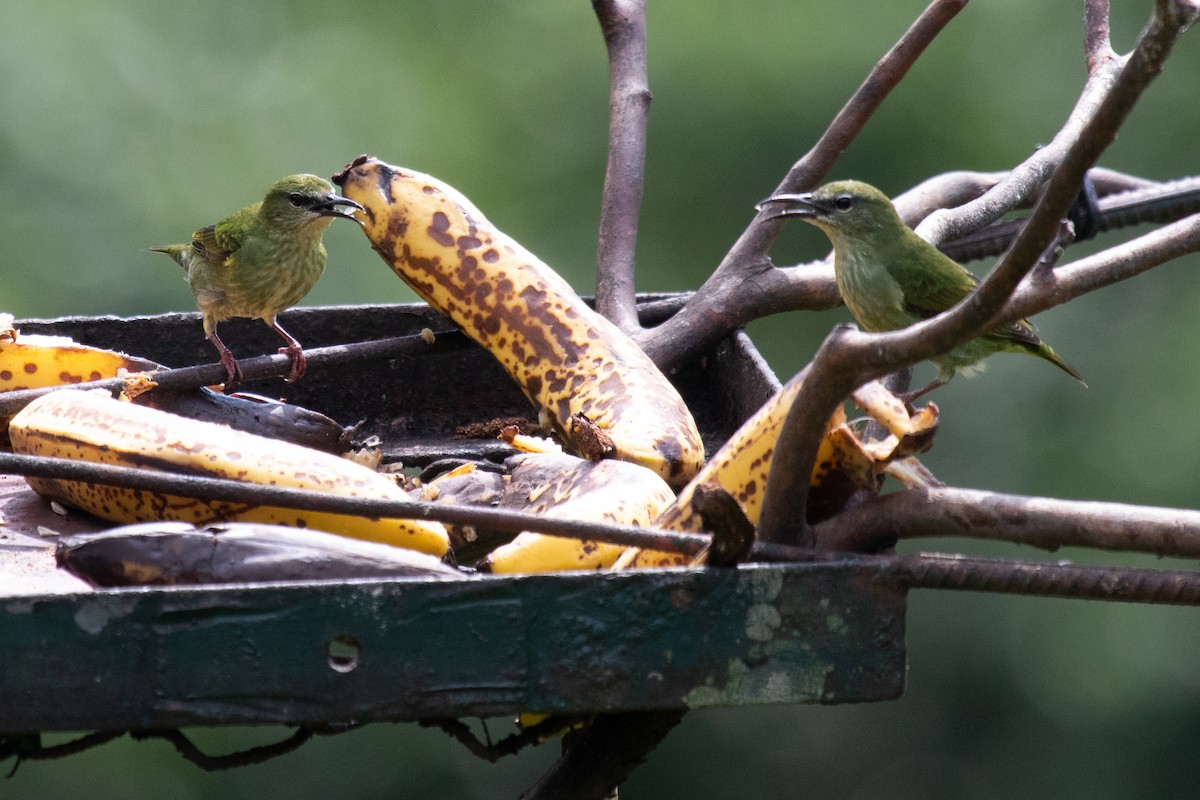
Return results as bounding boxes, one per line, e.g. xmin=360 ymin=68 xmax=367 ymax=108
xmin=1 ymin=731 xmax=125 ymax=775
xmin=130 ymin=728 xmax=315 ymax=771
xmin=592 ymin=0 xmax=651 ymax=335
xmin=637 ymin=0 xmax=969 ymax=370
xmin=757 ymin=3 xmax=1197 ymax=547
xmin=814 ymin=487 xmax=1200 ymax=557
xmin=421 ymin=717 xmax=577 ymax=762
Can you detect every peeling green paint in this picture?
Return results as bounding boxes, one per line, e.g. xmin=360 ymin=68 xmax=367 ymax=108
xmin=740 ymin=567 xmax=784 ymax=603
xmin=684 ymin=657 xmax=833 ymax=708
xmin=73 ymin=597 xmax=137 ymax=635
xmin=744 ymin=603 xmax=782 ymax=642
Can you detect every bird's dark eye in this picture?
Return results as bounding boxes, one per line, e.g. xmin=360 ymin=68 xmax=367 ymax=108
xmin=288 ymin=192 xmax=307 ymax=207
xmin=834 ymin=195 xmax=856 ymax=211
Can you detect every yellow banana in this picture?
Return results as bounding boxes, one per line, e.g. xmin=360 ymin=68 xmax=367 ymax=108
xmin=333 ymin=156 xmax=704 ymax=488
xmin=9 ymin=390 xmax=449 ymax=556
xmin=0 ymin=333 xmax=154 ymax=391
xmin=480 ymin=452 xmax=675 ymax=573
xmin=1 ymin=329 xmax=158 ymax=445
xmin=617 ymin=377 xmax=939 ymax=568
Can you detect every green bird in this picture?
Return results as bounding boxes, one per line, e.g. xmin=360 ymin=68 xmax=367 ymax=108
xmin=151 ymin=174 xmax=363 ymax=389
xmin=758 ymin=180 xmax=1085 ymax=400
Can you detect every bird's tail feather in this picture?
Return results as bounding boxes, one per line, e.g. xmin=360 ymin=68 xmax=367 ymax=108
xmin=1037 ymin=342 xmax=1087 ymax=387
xmin=147 ymin=245 xmax=189 ymax=271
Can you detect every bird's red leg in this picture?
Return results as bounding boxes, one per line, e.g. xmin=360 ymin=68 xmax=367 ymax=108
xmin=897 ymin=377 xmax=944 ymax=405
xmin=207 ymin=329 xmax=244 ymax=391
xmin=266 ymin=317 xmax=306 ymax=383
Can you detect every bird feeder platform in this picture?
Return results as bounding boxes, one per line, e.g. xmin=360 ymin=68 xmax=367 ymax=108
xmin=0 ymin=300 xmax=907 ymax=734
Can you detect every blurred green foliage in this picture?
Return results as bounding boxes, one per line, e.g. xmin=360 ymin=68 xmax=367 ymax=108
xmin=4 ymin=1 xmax=1200 ymax=797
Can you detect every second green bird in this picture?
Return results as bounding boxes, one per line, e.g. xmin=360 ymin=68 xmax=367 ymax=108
xmin=151 ymin=174 xmax=363 ymax=388
xmin=759 ymin=180 xmax=1084 ymax=399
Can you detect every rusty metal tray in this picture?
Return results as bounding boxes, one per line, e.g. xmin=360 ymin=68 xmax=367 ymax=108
xmin=0 ymin=300 xmax=907 ymax=734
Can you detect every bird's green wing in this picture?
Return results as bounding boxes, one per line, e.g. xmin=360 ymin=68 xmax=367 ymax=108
xmin=894 ymin=247 xmax=1043 ymax=347
xmin=892 ymin=248 xmax=978 ymax=318
xmin=190 ymin=207 xmax=252 ymax=267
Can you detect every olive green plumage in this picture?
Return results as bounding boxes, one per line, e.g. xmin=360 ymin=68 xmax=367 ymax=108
xmin=151 ymin=174 xmax=362 ymax=388
xmin=760 ymin=180 xmax=1084 ymax=398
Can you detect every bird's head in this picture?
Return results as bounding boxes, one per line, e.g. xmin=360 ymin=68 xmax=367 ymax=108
xmin=260 ymin=174 xmax=365 ymax=229
xmin=756 ymin=180 xmax=900 ymax=238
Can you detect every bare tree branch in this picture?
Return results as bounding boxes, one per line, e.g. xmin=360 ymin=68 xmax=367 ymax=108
xmin=913 ymin=68 xmax=1122 ymax=245
xmin=893 ymin=166 xmax=1159 ymax=227
xmin=756 ymin=3 xmax=1197 ymax=547
xmin=1011 ymin=211 xmax=1200 ymax=319
xmin=592 ymin=0 xmax=651 ymax=335
xmin=1085 ymin=0 xmax=1115 ymax=72
xmin=627 ymin=167 xmax=1191 ymax=334
xmin=637 ymin=0 xmax=969 ymax=369
xmin=814 ymin=487 xmax=1200 ymax=557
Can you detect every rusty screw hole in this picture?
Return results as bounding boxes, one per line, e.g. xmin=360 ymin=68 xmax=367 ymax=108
xmin=327 ymin=634 xmax=361 ymax=673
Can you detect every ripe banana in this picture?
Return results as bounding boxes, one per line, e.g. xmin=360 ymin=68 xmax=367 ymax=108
xmin=332 ymin=156 xmax=704 ymax=488
xmin=480 ymin=452 xmax=676 ymax=573
xmin=0 ymin=333 xmax=155 ymax=391
xmin=1 ymin=328 xmax=158 ymax=445
xmin=9 ymin=390 xmax=449 ymax=556
xmin=616 ymin=377 xmax=939 ymax=568
xmin=0 ymin=320 xmax=360 ymax=455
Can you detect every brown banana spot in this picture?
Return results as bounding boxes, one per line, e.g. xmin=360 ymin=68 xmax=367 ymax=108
xmin=375 ymin=164 xmax=398 ymax=204
xmin=555 ymin=396 xmax=572 ymax=424
xmin=428 ymin=212 xmax=455 ymax=248
xmin=457 ymin=235 xmax=482 ymax=252
xmin=597 ymin=371 xmax=627 ymax=408
xmin=386 ymin=211 xmax=408 ymax=238
xmin=24 ymin=362 xmax=37 ymax=374
xmin=456 ymin=255 xmax=478 ymax=284
xmin=480 ymin=315 xmax=501 ymax=337
xmin=519 ymin=284 xmax=583 ymax=357
xmin=482 ymin=248 xmax=500 ymax=263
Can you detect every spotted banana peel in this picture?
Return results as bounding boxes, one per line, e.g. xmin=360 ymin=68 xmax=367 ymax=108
xmin=472 ymin=376 xmax=938 ymax=574
xmin=8 ymin=390 xmax=449 ymax=556
xmin=480 ymin=452 xmax=676 ymax=573
xmin=0 ymin=321 xmax=157 ymax=445
xmin=333 ymin=156 xmax=704 ymax=488
xmin=615 ymin=377 xmax=941 ymax=569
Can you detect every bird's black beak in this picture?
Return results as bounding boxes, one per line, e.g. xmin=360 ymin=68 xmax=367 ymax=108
xmin=314 ymin=193 xmax=365 ymax=221
xmin=755 ymin=192 xmax=820 ymax=221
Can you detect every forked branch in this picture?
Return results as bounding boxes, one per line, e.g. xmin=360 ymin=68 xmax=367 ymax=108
xmin=592 ymin=0 xmax=651 ymax=334
xmin=756 ymin=1 xmax=1198 ymax=546
xmin=633 ymin=0 xmax=969 ymax=369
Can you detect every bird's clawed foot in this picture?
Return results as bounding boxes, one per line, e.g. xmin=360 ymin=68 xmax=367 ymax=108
xmin=279 ymin=343 xmax=307 ymax=383
xmin=217 ymin=349 xmax=244 ymax=392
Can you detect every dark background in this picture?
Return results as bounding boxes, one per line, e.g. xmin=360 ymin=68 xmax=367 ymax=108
xmin=4 ymin=2 xmax=1200 ymax=797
